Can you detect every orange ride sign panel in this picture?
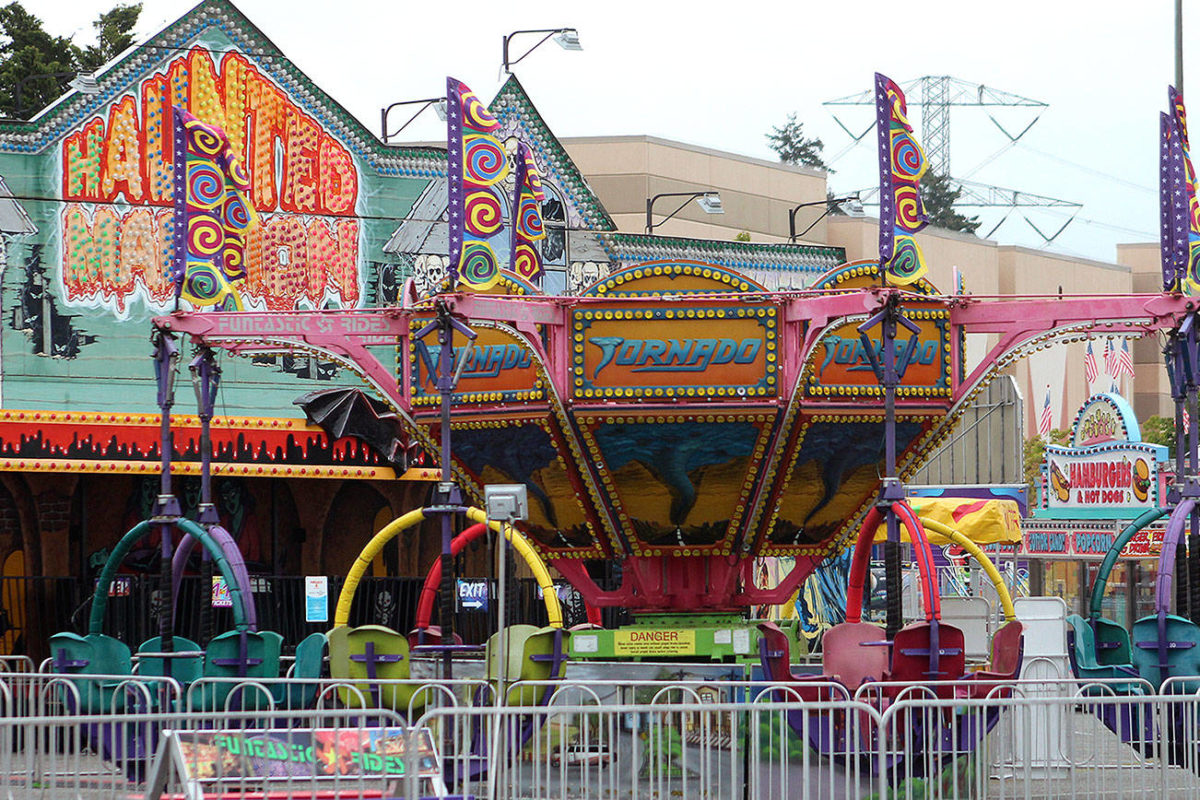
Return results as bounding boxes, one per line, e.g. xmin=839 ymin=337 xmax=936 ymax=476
xmin=572 ymin=306 xmax=779 ymax=400
xmin=806 ymin=310 xmax=951 ymax=400
xmin=409 ymin=323 xmax=542 ymax=406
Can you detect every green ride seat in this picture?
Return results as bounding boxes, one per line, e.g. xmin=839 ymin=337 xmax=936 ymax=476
xmin=137 ymin=636 xmax=203 ymax=686
xmin=1131 ymin=614 xmax=1200 ymax=691
xmin=48 ymin=632 xmax=134 ymax=713
xmin=485 ymin=624 xmax=566 ymax=706
xmin=1092 ymin=617 xmax=1134 ymax=666
xmin=198 ymin=630 xmax=284 ymax=710
xmin=270 ymin=631 xmax=327 ymax=709
xmin=1067 ymin=614 xmax=1143 ymax=691
xmin=328 ymin=624 xmax=424 ymax=714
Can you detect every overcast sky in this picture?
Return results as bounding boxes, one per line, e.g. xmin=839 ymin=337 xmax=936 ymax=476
xmin=26 ymin=0 xmax=1200 ymax=262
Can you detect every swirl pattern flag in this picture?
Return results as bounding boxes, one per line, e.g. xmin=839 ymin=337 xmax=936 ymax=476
xmin=1164 ymin=87 xmax=1200 ymax=293
xmin=509 ymin=141 xmax=546 ymax=282
xmin=875 ymin=73 xmax=929 ymax=285
xmin=447 ymin=77 xmax=508 ymax=290
xmin=170 ymin=107 xmax=258 ymax=310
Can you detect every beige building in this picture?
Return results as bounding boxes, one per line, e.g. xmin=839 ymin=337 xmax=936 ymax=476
xmin=561 ymin=135 xmax=1162 ymax=437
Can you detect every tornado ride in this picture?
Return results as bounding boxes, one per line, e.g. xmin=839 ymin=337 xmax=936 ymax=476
xmin=147 ymin=257 xmax=1198 ymax=773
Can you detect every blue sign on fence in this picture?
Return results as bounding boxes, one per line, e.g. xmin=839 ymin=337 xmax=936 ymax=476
xmin=457 ymin=579 xmax=489 ymax=612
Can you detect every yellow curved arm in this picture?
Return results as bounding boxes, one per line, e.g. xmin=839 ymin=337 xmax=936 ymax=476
xmin=333 ymin=506 xmax=563 ymax=629
xmin=919 ymin=517 xmax=1017 ymax=622
xmin=464 ymin=507 xmax=563 ymax=629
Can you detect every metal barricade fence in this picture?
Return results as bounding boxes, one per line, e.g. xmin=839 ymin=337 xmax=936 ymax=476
xmin=12 ymin=673 xmax=1200 ymax=798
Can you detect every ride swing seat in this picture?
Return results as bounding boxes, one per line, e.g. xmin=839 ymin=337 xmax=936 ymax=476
xmin=47 ymin=632 xmax=136 ymax=714
xmin=1066 ymin=614 xmax=1143 ymax=688
xmin=328 ymin=624 xmax=425 ymax=714
xmin=271 ymin=631 xmax=328 ymax=710
xmin=195 ymin=629 xmax=285 ymax=711
xmin=959 ymin=620 xmax=1025 ymax=698
xmin=485 ymin=624 xmax=569 ymax=707
xmin=1131 ymin=613 xmax=1200 ymax=691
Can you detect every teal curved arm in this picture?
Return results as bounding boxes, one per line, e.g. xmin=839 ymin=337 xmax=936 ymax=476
xmin=1088 ymin=506 xmax=1169 ymax=620
xmin=89 ymin=518 xmax=249 ymax=635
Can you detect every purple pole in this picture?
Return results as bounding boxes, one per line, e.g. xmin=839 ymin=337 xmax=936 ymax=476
xmin=152 ymin=330 xmax=182 ymax=654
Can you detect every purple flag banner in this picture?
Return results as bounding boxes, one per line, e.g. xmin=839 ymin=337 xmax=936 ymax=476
xmin=1168 ymin=87 xmax=1200 ymax=293
xmin=170 ymin=107 xmax=257 ymax=310
xmin=509 ymin=141 xmax=546 ymax=282
xmin=876 ymin=72 xmax=929 ymax=285
xmin=446 ymin=77 xmax=508 ymax=291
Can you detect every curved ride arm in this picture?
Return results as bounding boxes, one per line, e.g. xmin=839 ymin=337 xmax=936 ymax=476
xmin=414 ymin=522 xmax=487 ymax=629
xmin=90 ymin=518 xmax=250 ymax=635
xmin=1156 ymin=498 xmax=1197 ymax=617
xmin=1088 ymin=507 xmax=1169 ymax=620
xmin=332 ymin=506 xmax=563 ymax=629
xmin=845 ymin=503 xmax=939 ymax=624
xmin=170 ymin=526 xmax=258 ymax=631
xmin=919 ymin=517 xmax=1016 ymax=622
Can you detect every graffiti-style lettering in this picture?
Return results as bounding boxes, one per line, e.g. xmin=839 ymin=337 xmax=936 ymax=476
xmin=59 ymin=47 xmax=362 ymax=316
xmin=819 ymin=335 xmax=939 ymax=373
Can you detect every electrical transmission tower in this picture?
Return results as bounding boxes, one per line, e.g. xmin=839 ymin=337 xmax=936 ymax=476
xmin=824 ymin=76 xmax=1082 ymax=243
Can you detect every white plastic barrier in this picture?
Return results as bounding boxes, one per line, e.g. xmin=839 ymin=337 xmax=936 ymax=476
xmin=1008 ymin=596 xmax=1072 ymax=771
xmin=940 ymin=595 xmax=992 ymax=661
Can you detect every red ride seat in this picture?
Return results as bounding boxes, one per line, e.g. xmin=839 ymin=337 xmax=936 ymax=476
xmin=885 ymin=622 xmax=966 ymax=699
xmin=757 ymin=622 xmax=845 ymax=701
xmin=822 ymin=622 xmax=890 ymax=691
xmin=960 ymin=620 xmax=1024 ymax=698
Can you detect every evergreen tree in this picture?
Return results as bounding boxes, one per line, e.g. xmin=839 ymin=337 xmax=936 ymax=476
xmin=920 ymin=171 xmax=981 ymax=235
xmin=766 ymin=113 xmax=831 ymax=173
xmin=0 ymin=2 xmax=140 ymax=118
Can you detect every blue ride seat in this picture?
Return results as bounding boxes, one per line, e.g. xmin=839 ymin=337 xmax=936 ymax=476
xmin=1067 ymin=614 xmax=1143 ymax=690
xmin=270 ymin=631 xmax=327 ymax=710
xmin=198 ymin=630 xmax=283 ymax=710
xmin=48 ymin=632 xmax=134 ymax=714
xmin=1131 ymin=614 xmax=1200 ymax=691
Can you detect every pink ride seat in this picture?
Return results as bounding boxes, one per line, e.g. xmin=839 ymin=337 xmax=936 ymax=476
xmin=822 ymin=622 xmax=890 ymax=691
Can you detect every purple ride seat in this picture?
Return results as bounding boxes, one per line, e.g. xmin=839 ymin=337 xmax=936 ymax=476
xmin=757 ymin=622 xmax=845 ymax=701
xmin=822 ymin=622 xmax=889 ymax=691
xmin=885 ymin=622 xmax=966 ymax=699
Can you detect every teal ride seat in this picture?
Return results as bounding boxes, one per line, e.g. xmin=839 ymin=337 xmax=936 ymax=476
xmin=485 ymin=624 xmax=566 ymax=706
xmin=270 ymin=631 xmax=327 ymax=709
xmin=1131 ymin=614 xmax=1200 ymax=691
xmin=199 ymin=630 xmax=284 ymax=710
xmin=1092 ymin=617 xmax=1135 ymax=666
xmin=328 ymin=624 xmax=423 ymax=713
xmin=48 ymin=632 xmax=134 ymax=713
xmin=1067 ymin=615 xmax=1143 ymax=691
xmin=136 ymin=636 xmax=204 ymax=686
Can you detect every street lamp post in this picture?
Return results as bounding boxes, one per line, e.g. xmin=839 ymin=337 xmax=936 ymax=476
xmin=788 ymin=193 xmax=861 ymax=242
xmin=380 ymin=97 xmax=447 ymax=144
xmin=645 ymin=191 xmax=723 ymax=234
xmin=502 ymin=28 xmax=582 ymax=73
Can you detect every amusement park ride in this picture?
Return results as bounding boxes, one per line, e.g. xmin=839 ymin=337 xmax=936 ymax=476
xmin=40 ymin=66 xmax=1200 ymax=787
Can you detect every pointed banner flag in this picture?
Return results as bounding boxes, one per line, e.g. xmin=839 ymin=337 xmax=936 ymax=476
xmin=1166 ymin=87 xmax=1200 ymax=293
xmin=170 ymin=107 xmax=257 ymax=310
xmin=1084 ymin=341 xmax=1098 ymax=384
xmin=510 ymin=141 xmax=546 ymax=282
xmin=876 ymin=72 xmax=929 ymax=285
xmin=447 ymin=77 xmax=509 ymax=291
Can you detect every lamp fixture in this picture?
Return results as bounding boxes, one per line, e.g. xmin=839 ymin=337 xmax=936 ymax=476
xmin=788 ymin=193 xmax=861 ymax=242
xmin=645 ymin=191 xmax=723 ymax=234
xmin=503 ymin=28 xmax=582 ymax=73
xmin=380 ymin=97 xmax=448 ymax=144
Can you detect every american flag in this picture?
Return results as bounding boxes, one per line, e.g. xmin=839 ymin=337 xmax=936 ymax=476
xmin=1039 ymin=387 xmax=1053 ymax=436
xmin=1185 ymin=408 xmax=1192 ymax=431
xmin=1084 ymin=342 xmax=1098 ymax=384
xmin=1103 ymin=339 xmax=1118 ymax=376
xmin=1115 ymin=340 xmax=1136 ymax=379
